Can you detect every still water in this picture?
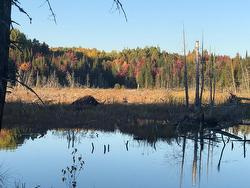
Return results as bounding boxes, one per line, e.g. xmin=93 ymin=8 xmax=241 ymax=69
xmin=0 ymin=126 xmax=249 ymax=188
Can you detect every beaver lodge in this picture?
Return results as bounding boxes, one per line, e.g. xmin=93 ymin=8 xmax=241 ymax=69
xmin=71 ymin=95 xmax=100 ymax=110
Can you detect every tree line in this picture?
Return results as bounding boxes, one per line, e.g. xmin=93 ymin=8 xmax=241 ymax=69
xmin=9 ymin=29 xmax=250 ymax=91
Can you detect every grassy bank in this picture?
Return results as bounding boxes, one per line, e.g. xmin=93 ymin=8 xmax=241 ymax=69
xmin=3 ymin=87 xmax=250 ymax=131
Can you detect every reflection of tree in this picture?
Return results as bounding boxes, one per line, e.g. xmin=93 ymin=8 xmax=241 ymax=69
xmin=1 ymin=124 xmax=250 ymax=188
xmin=62 ymin=148 xmax=84 ymax=188
xmin=52 ymin=129 xmax=89 ymax=149
xmin=183 ymin=128 xmax=248 ymax=187
xmin=206 ymin=133 xmax=211 ymax=181
xmin=67 ymin=130 xmax=76 ymax=149
xmin=192 ymin=132 xmax=198 ymax=186
xmin=179 ymin=136 xmax=186 ymax=188
xmin=0 ymin=128 xmax=46 ymax=150
xmin=198 ymin=129 xmax=204 ymax=187
xmin=217 ymin=135 xmax=229 ymax=172
xmin=190 ymin=130 xmax=216 ymax=186
xmin=243 ymin=135 xmax=247 ymax=158
xmin=0 ymin=129 xmax=19 ymax=150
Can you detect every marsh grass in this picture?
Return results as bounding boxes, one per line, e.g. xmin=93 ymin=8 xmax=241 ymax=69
xmin=7 ymin=87 xmax=243 ymax=105
xmin=3 ymin=87 xmax=250 ymax=133
xmin=3 ymin=102 xmax=185 ymax=129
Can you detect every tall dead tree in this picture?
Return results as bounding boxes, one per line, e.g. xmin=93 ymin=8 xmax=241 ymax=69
xmin=209 ymin=53 xmax=215 ymax=106
xmin=183 ymin=27 xmax=189 ymax=108
xmin=195 ymin=41 xmax=200 ymax=109
xmin=230 ymin=59 xmax=237 ymax=93
xmin=212 ymin=55 xmax=216 ymax=104
xmin=199 ymin=35 xmax=205 ymax=106
xmin=0 ymin=0 xmax=12 ymax=129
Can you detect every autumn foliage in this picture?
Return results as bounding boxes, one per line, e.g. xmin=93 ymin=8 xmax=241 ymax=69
xmin=8 ymin=29 xmax=250 ymax=90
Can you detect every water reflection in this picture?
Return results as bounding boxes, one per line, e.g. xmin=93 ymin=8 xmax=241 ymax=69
xmin=178 ymin=127 xmax=250 ymax=188
xmin=0 ymin=124 xmax=250 ymax=187
xmin=0 ymin=128 xmax=47 ymax=150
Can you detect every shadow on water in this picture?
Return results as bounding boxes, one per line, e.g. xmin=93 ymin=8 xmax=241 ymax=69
xmin=1 ymin=101 xmax=250 ymax=187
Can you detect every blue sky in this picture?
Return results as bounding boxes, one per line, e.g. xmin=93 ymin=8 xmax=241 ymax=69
xmin=12 ymin=0 xmax=250 ymax=57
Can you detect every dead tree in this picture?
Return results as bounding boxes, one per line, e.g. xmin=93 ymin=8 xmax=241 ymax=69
xmin=0 ymin=0 xmax=12 ymax=129
xmin=212 ymin=55 xmax=216 ymax=104
xmin=209 ymin=53 xmax=216 ymax=106
xmin=183 ymin=26 xmax=189 ymax=108
xmin=200 ymin=35 xmax=205 ymax=107
xmin=230 ymin=59 xmax=237 ymax=93
xmin=195 ymin=41 xmax=200 ymax=109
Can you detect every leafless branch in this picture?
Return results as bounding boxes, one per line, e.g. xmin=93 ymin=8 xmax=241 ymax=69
xmin=3 ymin=78 xmax=45 ymax=105
xmin=9 ymin=41 xmax=23 ymax=53
xmin=11 ymin=20 xmax=20 ymax=26
xmin=113 ymin=0 xmax=128 ymax=22
xmin=16 ymin=80 xmax=44 ymax=105
xmin=10 ymin=20 xmax=20 ymax=30
xmin=45 ymin=0 xmax=57 ymax=24
xmin=13 ymin=0 xmax=124 ymax=24
xmin=11 ymin=0 xmax=32 ymax=24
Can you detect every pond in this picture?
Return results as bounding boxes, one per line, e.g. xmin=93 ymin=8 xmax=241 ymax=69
xmin=0 ymin=125 xmax=249 ymax=188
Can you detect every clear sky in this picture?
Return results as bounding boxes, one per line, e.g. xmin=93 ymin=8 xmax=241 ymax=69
xmin=12 ymin=0 xmax=250 ymax=57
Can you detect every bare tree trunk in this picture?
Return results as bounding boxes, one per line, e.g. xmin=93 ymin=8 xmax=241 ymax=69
xmin=209 ymin=53 xmax=215 ymax=106
xmin=183 ymin=27 xmax=189 ymax=108
xmin=212 ymin=58 xmax=216 ymax=104
xmin=0 ymin=0 xmax=12 ymax=129
xmin=195 ymin=41 xmax=200 ymax=109
xmin=209 ymin=54 xmax=213 ymax=105
xmin=200 ymin=36 xmax=205 ymax=106
xmin=230 ymin=59 xmax=237 ymax=93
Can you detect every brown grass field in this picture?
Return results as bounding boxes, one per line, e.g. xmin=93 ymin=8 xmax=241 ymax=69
xmin=3 ymin=87 xmax=250 ymax=131
xmin=6 ymin=87 xmax=249 ymax=105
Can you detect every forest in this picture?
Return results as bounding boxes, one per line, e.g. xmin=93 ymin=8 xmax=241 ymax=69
xmin=9 ymin=29 xmax=250 ymax=91
xmin=2 ymin=1 xmax=250 ymax=187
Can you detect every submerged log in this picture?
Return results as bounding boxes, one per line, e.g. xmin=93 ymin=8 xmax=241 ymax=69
xmin=228 ymin=93 xmax=250 ymax=104
xmin=71 ymin=95 xmax=100 ymax=110
xmin=213 ymin=130 xmax=242 ymax=140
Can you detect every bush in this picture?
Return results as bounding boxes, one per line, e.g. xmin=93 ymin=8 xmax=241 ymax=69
xmin=114 ymin=83 xmax=121 ymax=89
